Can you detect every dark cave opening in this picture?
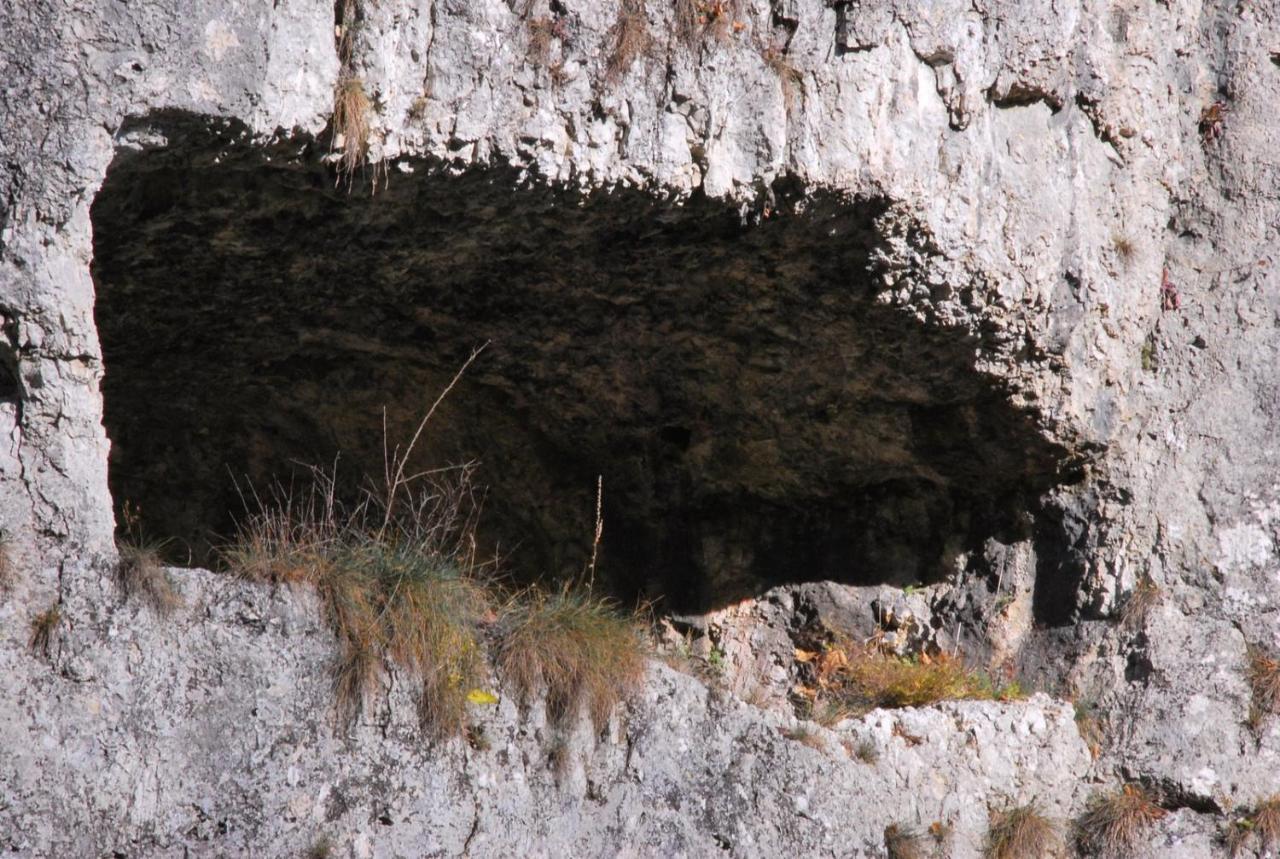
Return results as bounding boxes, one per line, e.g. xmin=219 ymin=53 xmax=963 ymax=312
xmin=91 ymin=112 xmax=1077 ymax=612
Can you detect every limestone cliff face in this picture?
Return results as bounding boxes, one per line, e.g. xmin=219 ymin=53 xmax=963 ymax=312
xmin=1 ymin=0 xmax=1278 ymax=856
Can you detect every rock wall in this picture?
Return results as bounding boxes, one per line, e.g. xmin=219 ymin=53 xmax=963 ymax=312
xmin=2 ymin=0 xmax=1279 ymax=855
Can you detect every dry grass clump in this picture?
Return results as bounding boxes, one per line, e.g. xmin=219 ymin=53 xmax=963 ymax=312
xmin=884 ymin=823 xmax=930 ymax=859
xmin=1073 ymin=697 xmax=1105 ymax=759
xmin=761 ymin=43 xmax=802 ymax=108
xmin=674 ymin=0 xmax=743 ymax=44
xmin=1112 ymin=233 xmax=1136 ymax=265
xmin=227 ymin=464 xmax=493 ymax=737
xmin=332 ymin=76 xmax=372 ymax=182
xmin=606 ymin=0 xmax=652 ymax=82
xmin=0 ymin=532 xmax=14 ymax=593
xmin=29 ymin=604 xmax=61 ymax=656
xmin=494 ymin=587 xmax=646 ymax=730
xmin=1119 ymin=575 xmax=1160 ymax=630
xmin=1227 ymin=795 xmax=1280 ymax=856
xmin=1075 ymin=785 xmax=1165 ymax=857
xmin=1257 ymin=795 xmax=1280 ymax=850
xmin=800 ymin=638 xmax=1023 ymax=723
xmin=985 ymin=803 xmax=1061 ymax=859
xmin=116 ymin=539 xmax=181 ymax=616
xmin=1247 ymin=643 xmax=1280 ymax=723
xmin=305 ymin=834 xmax=334 ymax=859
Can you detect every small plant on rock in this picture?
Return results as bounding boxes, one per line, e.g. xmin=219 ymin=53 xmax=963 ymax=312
xmin=226 ymin=349 xmax=503 ymax=738
xmin=1075 ymin=784 xmax=1165 ymax=857
xmin=605 ymin=0 xmax=652 ymax=82
xmin=853 ymin=738 xmax=879 ymax=764
xmin=985 ymin=803 xmax=1061 ymax=859
xmin=0 ymin=531 xmax=14 ymax=593
xmin=884 ymin=823 xmax=929 ymax=859
xmin=332 ymin=76 xmax=372 ymax=182
xmin=116 ymin=538 xmax=181 ymax=616
xmin=1111 ymin=233 xmax=1136 ymax=266
xmin=29 ymin=604 xmax=61 ymax=656
xmin=1247 ymin=643 xmax=1280 ymax=723
xmin=1073 ymin=697 xmax=1105 ymax=759
xmin=304 ymin=834 xmax=334 ymax=859
xmin=1119 ymin=575 xmax=1160 ymax=631
xmin=494 ymin=586 xmax=646 ymax=730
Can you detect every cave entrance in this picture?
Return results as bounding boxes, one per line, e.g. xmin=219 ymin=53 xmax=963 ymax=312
xmin=91 ymin=113 xmax=1073 ymax=611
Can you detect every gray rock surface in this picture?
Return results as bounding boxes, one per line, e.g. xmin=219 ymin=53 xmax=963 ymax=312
xmin=1 ymin=566 xmax=1091 ymax=858
xmin=2 ymin=0 xmax=1279 ymax=854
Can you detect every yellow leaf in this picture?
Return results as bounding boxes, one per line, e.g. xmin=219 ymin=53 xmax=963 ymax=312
xmin=466 ymin=689 xmax=499 ymax=706
xmin=794 ymin=649 xmax=818 ymax=663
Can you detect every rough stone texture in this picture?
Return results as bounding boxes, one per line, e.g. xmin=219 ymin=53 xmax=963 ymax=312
xmin=2 ymin=0 xmax=1280 ymax=854
xmin=1 ymin=566 xmax=1092 ymax=858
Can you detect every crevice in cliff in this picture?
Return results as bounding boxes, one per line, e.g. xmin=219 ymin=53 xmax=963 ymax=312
xmin=90 ymin=111 xmax=1080 ymax=612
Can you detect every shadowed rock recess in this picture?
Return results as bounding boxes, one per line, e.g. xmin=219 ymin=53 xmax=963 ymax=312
xmin=93 ymin=114 xmax=1076 ymax=609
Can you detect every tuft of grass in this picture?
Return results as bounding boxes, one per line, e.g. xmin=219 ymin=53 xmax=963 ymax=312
xmin=494 ymin=587 xmax=646 ymax=731
xmin=1075 ymin=785 xmax=1165 ymax=857
xmin=304 ymin=834 xmax=333 ymax=859
xmin=853 ymin=738 xmax=879 ymax=764
xmin=985 ymin=803 xmax=1061 ymax=859
xmin=332 ymin=76 xmax=372 ymax=182
xmin=29 ymin=604 xmax=61 ymax=656
xmin=884 ymin=823 xmax=929 ymax=859
xmin=0 ymin=532 xmax=14 ymax=594
xmin=1119 ymin=575 xmax=1159 ymax=631
xmin=673 ymin=0 xmax=702 ymax=44
xmin=803 ymin=639 xmax=1024 ymax=721
xmin=225 ymin=352 xmax=498 ymax=738
xmin=116 ymin=539 xmax=181 ymax=616
xmin=1227 ymin=795 xmax=1280 ymax=856
xmin=1073 ymin=698 xmax=1104 ymax=759
xmin=231 ymin=512 xmax=492 ymax=737
xmin=1111 ymin=233 xmax=1135 ymax=265
xmin=1257 ymin=795 xmax=1280 ymax=849
xmin=606 ymin=0 xmax=652 ymax=82
xmin=780 ymin=725 xmax=826 ymax=752
xmin=1247 ymin=644 xmax=1280 ymax=723
xmin=761 ymin=44 xmax=802 ymax=109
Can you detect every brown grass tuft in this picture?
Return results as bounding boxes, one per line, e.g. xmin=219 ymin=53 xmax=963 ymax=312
xmin=1257 ymin=795 xmax=1280 ymax=848
xmin=495 ymin=587 xmax=646 ymax=730
xmin=225 ymin=350 xmax=498 ymax=737
xmin=852 ymin=738 xmax=879 ymax=764
xmin=673 ymin=0 xmax=703 ymax=44
xmin=1112 ymin=233 xmax=1136 ymax=265
xmin=228 ymin=483 xmax=492 ymax=737
xmin=0 ymin=532 xmax=14 ymax=593
xmin=1073 ymin=698 xmax=1105 ymax=759
xmin=29 ymin=604 xmax=61 ymax=656
xmin=1075 ymin=785 xmax=1166 ymax=857
xmin=1247 ymin=644 xmax=1280 ymax=722
xmin=1119 ymin=575 xmax=1160 ymax=630
xmin=332 ymin=76 xmax=372 ymax=182
xmin=761 ymin=44 xmax=802 ymax=109
xmin=305 ymin=834 xmax=334 ymax=859
xmin=802 ymin=638 xmax=1023 ymax=722
xmin=606 ymin=0 xmax=652 ymax=82
xmin=986 ymin=803 xmax=1061 ymax=859
xmin=884 ymin=823 xmax=929 ymax=859
xmin=116 ymin=540 xmax=182 ymax=615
